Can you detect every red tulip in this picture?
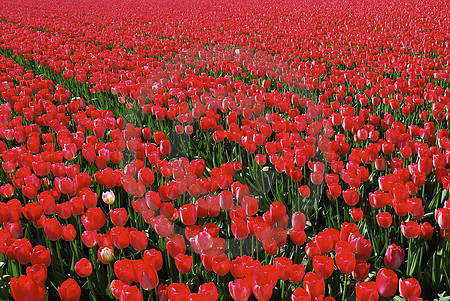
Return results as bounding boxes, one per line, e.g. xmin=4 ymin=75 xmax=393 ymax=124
xmin=75 ymin=258 xmax=92 ymax=277
xmin=23 ymin=259 xmax=44 ymax=282
xmin=111 ymin=226 xmax=130 ymax=249
xmin=384 ymin=244 xmax=405 ymax=269
xmin=376 ymin=268 xmax=398 ymax=297
xmin=376 ymin=212 xmax=392 ymax=228
xmin=175 ymin=254 xmax=192 ymax=274
xmin=291 ymin=287 xmax=311 ymax=301
xmin=143 ymin=249 xmax=163 ymax=270
xmin=166 ymin=234 xmax=186 ymax=258
xmin=114 ymin=259 xmax=137 ymax=285
xmin=335 ymin=250 xmax=356 ymax=275
xmin=274 ymin=257 xmax=293 ymax=281
xmin=23 ymin=202 xmax=43 ymax=221
xmin=137 ymin=263 xmax=159 ymax=291
xmin=81 ymin=208 xmax=106 ymax=231
xmin=242 ymin=196 xmax=258 ymax=216
xmin=43 ymin=218 xmax=62 ymax=241
xmin=436 ymin=208 xmax=450 ymax=230
xmin=290 ymin=227 xmax=307 ymax=246
xmin=289 ymin=264 xmax=305 ymax=283
xmin=401 ymin=221 xmax=420 ymax=239
xmin=399 ymin=278 xmax=422 ymax=300
xmin=352 ymin=259 xmax=370 ymax=281
xmin=31 ymin=245 xmax=51 ymax=267
xmin=198 ymin=282 xmax=218 ymax=301
xmin=58 ymin=278 xmax=81 ymax=301
xmin=231 ymin=218 xmax=248 ymax=240
xmin=212 ymin=253 xmax=230 ymax=276
xmin=110 ymin=208 xmax=128 ymax=227
xmin=130 ymin=230 xmax=148 ymax=251
xmin=355 ymin=281 xmax=379 ymax=301
xmin=270 ymin=201 xmax=286 ymax=222
xmin=168 ymin=283 xmax=191 ymax=301
xmin=82 ymin=230 xmax=98 ymax=248
xmin=419 ymin=222 xmax=434 ymax=239
xmin=179 ymin=204 xmax=197 ymax=225
xmin=303 ymin=272 xmax=325 ymax=300
xmin=312 ymin=255 xmax=334 ymax=279
xmin=351 ymin=208 xmax=364 ymax=221
xmin=120 ymin=285 xmax=144 ymax=301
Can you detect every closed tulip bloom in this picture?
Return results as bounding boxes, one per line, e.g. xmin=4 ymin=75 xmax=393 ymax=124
xmin=352 ymin=259 xmax=370 ymax=281
xmin=114 ymin=259 xmax=137 ymax=285
xmin=290 ymin=264 xmax=305 ymax=284
xmin=335 ymin=250 xmax=356 ymax=275
xmin=270 ymin=201 xmax=286 ymax=222
xmin=229 ymin=278 xmax=251 ymax=301
xmin=81 ymin=208 xmax=106 ymax=231
xmin=312 ymin=255 xmax=334 ymax=279
xmin=168 ymin=283 xmax=191 ymax=301
xmin=11 ymin=275 xmax=46 ymax=301
xmin=130 ymin=230 xmax=148 ymax=251
xmin=343 ymin=188 xmax=360 ymax=206
xmin=110 ymin=226 xmax=129 ymax=249
xmin=74 ymin=258 xmax=92 ymax=277
xmin=384 ymin=244 xmax=405 ymax=269
xmin=31 ymin=245 xmax=51 ymax=267
xmin=290 ymin=227 xmax=307 ymax=246
xmin=120 ymin=285 xmax=144 ymax=301
xmin=356 ymin=281 xmax=379 ymax=301
xmin=399 ymin=278 xmax=422 ymax=300
xmin=291 ymin=287 xmax=311 ymax=301
xmin=175 ymin=254 xmax=192 ymax=274
xmin=212 ymin=253 xmax=230 ymax=276
xmin=376 ymin=212 xmax=392 ymax=228
xmin=303 ymin=272 xmax=325 ymax=300
xmin=26 ymin=264 xmax=47 ymax=285
xmin=102 ymin=190 xmax=115 ymax=205
xmin=292 ymin=211 xmax=307 ymax=229
xmin=436 ymin=208 xmax=450 ymax=230
xmin=376 ymin=268 xmax=398 ymax=297
xmin=179 ymin=204 xmax=197 ymax=225
xmin=58 ymin=278 xmax=81 ymax=301
xmin=401 ymin=221 xmax=420 ymax=239
xmin=351 ymin=208 xmax=364 ymax=221
xmin=98 ymin=246 xmax=115 ymax=264
xmin=166 ymin=234 xmax=186 ymax=258
xmin=231 ymin=218 xmax=248 ymax=240
xmin=110 ymin=208 xmax=128 ymax=227
xmin=274 ymin=257 xmax=293 ymax=281
xmin=137 ymin=264 xmax=159 ymax=291
xmin=419 ymin=222 xmax=434 ymax=239
xmin=43 ymin=218 xmax=62 ymax=241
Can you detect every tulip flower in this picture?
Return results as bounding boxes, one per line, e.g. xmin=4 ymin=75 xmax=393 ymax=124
xmin=175 ymin=254 xmax=192 ymax=274
xmin=399 ymin=278 xmax=422 ymax=300
xmin=74 ymin=258 xmax=92 ymax=277
xmin=355 ymin=281 xmax=379 ymax=301
xmin=102 ymin=190 xmax=115 ymax=205
xmin=384 ymin=244 xmax=405 ymax=269
xmin=58 ymin=278 xmax=81 ymax=301
xmin=303 ymin=272 xmax=325 ymax=300
xmin=376 ymin=268 xmax=398 ymax=297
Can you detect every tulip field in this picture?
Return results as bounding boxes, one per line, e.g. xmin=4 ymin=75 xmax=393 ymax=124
xmin=0 ymin=0 xmax=449 ymax=300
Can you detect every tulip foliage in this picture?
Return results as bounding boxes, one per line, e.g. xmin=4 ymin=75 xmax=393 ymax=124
xmin=0 ymin=0 xmax=449 ymax=300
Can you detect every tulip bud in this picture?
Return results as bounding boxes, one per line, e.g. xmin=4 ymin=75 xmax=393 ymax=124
xmin=98 ymin=246 xmax=115 ymax=264
xmin=384 ymin=244 xmax=405 ymax=269
xmin=102 ymin=190 xmax=115 ymax=205
xmin=376 ymin=268 xmax=398 ymax=297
